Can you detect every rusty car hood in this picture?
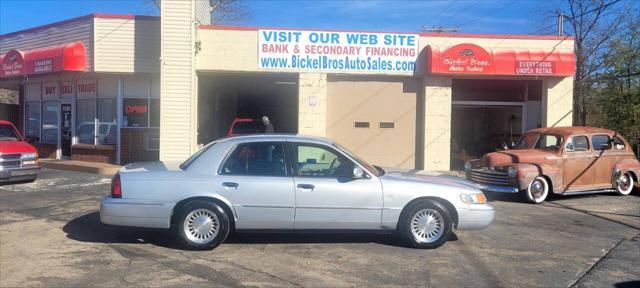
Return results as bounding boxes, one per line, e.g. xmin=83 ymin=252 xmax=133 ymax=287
xmin=483 ymin=150 xmax=557 ymax=167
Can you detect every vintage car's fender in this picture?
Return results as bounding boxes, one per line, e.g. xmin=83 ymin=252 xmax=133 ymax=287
xmin=613 ymin=158 xmax=640 ymax=187
xmin=510 ymin=163 xmax=562 ymax=192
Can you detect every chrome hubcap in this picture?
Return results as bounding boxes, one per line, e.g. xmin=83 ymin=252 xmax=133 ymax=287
xmin=618 ymin=174 xmax=631 ymax=191
xmin=410 ymin=209 xmax=444 ymax=243
xmin=531 ymin=180 xmax=544 ymax=198
xmin=184 ymin=209 xmax=219 ymax=244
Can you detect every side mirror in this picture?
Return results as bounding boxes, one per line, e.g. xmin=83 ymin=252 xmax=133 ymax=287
xmin=352 ymin=167 xmax=365 ymax=179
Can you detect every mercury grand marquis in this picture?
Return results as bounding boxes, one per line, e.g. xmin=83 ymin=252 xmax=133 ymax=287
xmin=100 ymin=135 xmax=494 ymax=249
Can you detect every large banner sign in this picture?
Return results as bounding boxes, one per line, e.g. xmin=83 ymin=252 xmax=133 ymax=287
xmin=258 ymin=29 xmax=419 ymax=73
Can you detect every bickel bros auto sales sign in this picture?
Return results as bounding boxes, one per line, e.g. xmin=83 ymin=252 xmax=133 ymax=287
xmin=258 ymin=29 xmax=419 ymax=73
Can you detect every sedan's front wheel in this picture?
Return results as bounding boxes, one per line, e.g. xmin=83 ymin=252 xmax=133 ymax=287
xmin=399 ymin=200 xmax=452 ymax=249
xmin=176 ymin=200 xmax=230 ymax=250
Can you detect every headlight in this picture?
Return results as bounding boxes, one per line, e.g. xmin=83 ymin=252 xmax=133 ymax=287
xmin=460 ymin=193 xmax=487 ymax=204
xmin=464 ymin=162 xmax=473 ymax=171
xmin=507 ymin=167 xmax=517 ymax=178
xmin=21 ymin=153 xmax=37 ymax=160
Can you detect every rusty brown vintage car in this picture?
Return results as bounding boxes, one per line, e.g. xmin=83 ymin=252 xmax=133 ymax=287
xmin=465 ymin=126 xmax=640 ymax=204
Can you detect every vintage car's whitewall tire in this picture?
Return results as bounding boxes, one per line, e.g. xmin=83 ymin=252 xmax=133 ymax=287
xmin=176 ymin=200 xmax=230 ymax=250
xmin=524 ymin=176 xmax=549 ymax=204
xmin=398 ymin=200 xmax=452 ymax=249
xmin=615 ymin=172 xmax=634 ymax=195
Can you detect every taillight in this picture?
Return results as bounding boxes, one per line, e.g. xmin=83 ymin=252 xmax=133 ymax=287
xmin=111 ymin=174 xmax=122 ymax=198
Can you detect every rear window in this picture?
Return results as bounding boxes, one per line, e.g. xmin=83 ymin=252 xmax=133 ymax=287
xmin=179 ymin=142 xmax=216 ymax=170
xmin=612 ymin=136 xmax=626 ymax=150
xmin=0 ymin=124 xmax=20 ymax=141
xmin=232 ymin=121 xmax=265 ymax=134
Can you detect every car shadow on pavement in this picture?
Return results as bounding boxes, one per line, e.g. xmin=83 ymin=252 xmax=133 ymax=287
xmin=226 ymin=231 xmax=458 ymax=247
xmin=63 ymin=212 xmax=186 ymax=250
xmin=64 ymin=212 xmax=458 ymax=250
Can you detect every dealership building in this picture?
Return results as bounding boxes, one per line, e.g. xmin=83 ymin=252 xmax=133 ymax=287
xmin=0 ymin=1 xmax=575 ymax=171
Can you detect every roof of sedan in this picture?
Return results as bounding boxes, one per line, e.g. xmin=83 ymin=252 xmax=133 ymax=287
xmin=217 ymin=134 xmax=335 ymax=144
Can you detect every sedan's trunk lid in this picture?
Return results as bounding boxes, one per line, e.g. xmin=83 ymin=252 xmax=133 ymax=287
xmin=119 ymin=161 xmax=183 ymax=173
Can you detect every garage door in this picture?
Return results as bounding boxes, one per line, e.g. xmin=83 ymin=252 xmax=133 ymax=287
xmin=327 ymin=76 xmax=418 ymax=169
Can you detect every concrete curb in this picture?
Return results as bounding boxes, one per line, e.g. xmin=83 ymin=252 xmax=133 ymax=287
xmin=39 ymin=160 xmax=121 ymax=176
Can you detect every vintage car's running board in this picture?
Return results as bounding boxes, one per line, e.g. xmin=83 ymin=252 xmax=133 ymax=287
xmin=561 ymin=188 xmax=616 ymax=196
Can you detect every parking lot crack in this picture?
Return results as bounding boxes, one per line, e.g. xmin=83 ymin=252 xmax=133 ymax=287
xmin=106 ymin=244 xmax=241 ymax=287
xmin=223 ymin=260 xmax=304 ymax=287
xmin=545 ymin=201 xmax=640 ymax=231
xmin=567 ymin=237 xmax=627 ymax=288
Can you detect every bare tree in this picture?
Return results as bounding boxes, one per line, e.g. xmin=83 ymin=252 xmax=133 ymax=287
xmin=209 ymin=0 xmax=249 ymax=25
xmin=556 ymin=0 xmax=629 ymax=125
xmin=145 ymin=0 xmax=249 ymax=24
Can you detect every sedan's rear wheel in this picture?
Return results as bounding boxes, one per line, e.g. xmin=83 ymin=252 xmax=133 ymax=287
xmin=524 ymin=176 xmax=549 ymax=204
xmin=399 ymin=200 xmax=452 ymax=249
xmin=616 ymin=172 xmax=634 ymax=195
xmin=176 ymin=200 xmax=230 ymax=250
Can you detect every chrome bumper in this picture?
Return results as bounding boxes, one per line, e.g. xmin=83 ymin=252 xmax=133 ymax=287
xmin=0 ymin=166 xmax=40 ymax=181
xmin=475 ymin=183 xmax=519 ymax=193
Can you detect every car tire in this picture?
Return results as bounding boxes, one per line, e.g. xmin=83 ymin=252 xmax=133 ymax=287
xmin=523 ymin=176 xmax=549 ymax=204
xmin=175 ymin=200 xmax=230 ymax=250
xmin=615 ymin=172 xmax=634 ymax=196
xmin=398 ymin=199 xmax=453 ymax=249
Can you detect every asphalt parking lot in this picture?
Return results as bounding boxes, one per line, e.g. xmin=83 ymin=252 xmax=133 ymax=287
xmin=1 ymin=168 xmax=638 ymax=287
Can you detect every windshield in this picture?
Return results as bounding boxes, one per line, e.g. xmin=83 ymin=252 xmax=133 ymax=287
xmin=333 ymin=143 xmax=382 ymax=176
xmin=0 ymin=124 xmax=21 ymax=141
xmin=515 ymin=133 xmax=563 ymax=151
xmin=515 ymin=134 xmax=538 ymax=149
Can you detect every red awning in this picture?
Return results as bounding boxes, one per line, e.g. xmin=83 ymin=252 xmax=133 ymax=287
xmin=1 ymin=41 xmax=87 ymax=78
xmin=427 ymin=43 xmax=575 ymax=77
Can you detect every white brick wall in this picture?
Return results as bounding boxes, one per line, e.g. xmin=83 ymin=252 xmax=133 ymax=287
xmin=423 ymin=76 xmax=452 ymax=171
xmin=298 ymin=73 xmax=327 ymax=136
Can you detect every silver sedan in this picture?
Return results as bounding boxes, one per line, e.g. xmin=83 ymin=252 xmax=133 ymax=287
xmin=100 ymin=135 xmax=494 ymax=249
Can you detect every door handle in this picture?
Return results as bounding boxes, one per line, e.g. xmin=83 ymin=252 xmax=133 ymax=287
xmin=297 ymin=184 xmax=315 ymax=190
xmin=222 ymin=182 xmax=239 ymax=188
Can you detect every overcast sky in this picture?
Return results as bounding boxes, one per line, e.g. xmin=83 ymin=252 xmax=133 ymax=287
xmin=0 ymin=0 xmax=630 ymax=36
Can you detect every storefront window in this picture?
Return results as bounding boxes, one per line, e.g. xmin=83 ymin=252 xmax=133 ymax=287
xmin=26 ymin=102 xmax=41 ymax=141
xmin=76 ymin=99 xmax=96 ymax=144
xmin=41 ymin=101 xmax=59 ymax=144
xmin=97 ymin=99 xmax=116 ymax=145
xmin=123 ymin=98 xmax=149 ymax=127
xmin=150 ymin=99 xmax=160 ymax=127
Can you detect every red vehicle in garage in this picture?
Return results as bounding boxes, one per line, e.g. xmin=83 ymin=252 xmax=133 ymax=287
xmin=227 ymin=117 xmax=274 ymax=136
xmin=0 ymin=120 xmax=40 ymax=183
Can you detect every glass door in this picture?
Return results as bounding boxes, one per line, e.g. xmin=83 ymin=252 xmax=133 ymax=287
xmin=60 ymin=103 xmax=72 ymax=158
